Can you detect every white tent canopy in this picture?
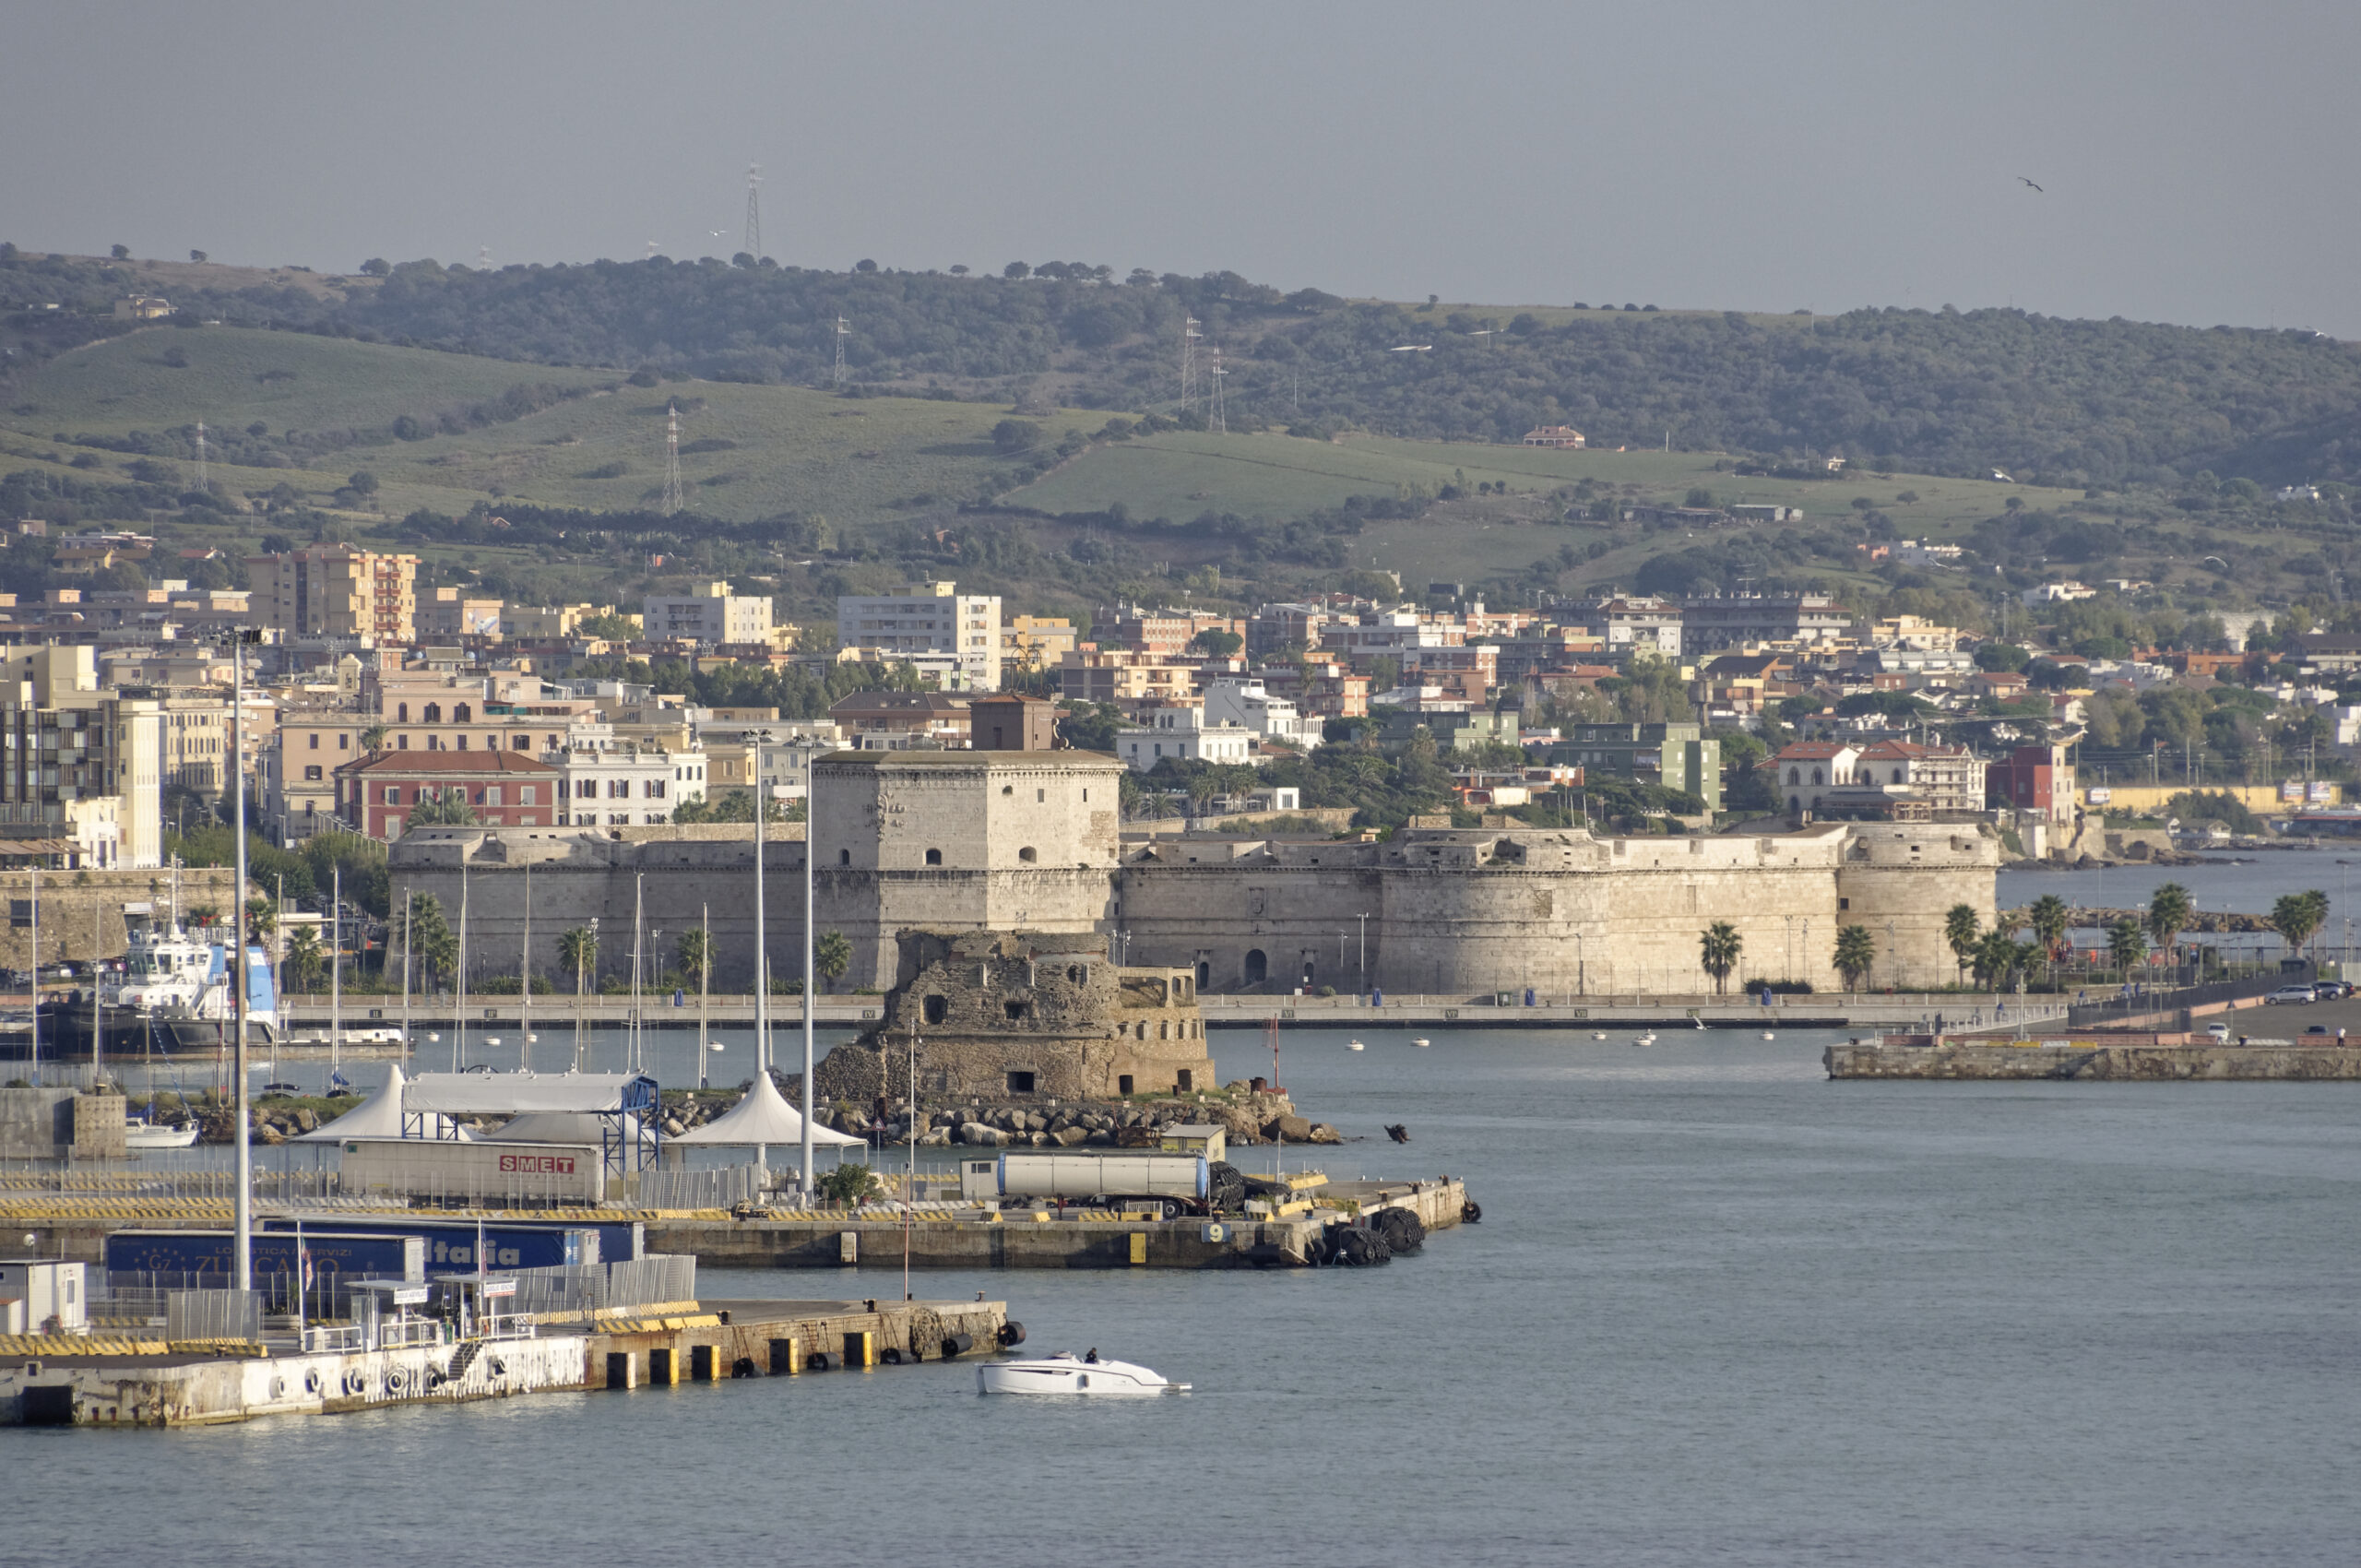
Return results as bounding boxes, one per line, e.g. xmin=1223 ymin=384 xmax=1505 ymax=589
xmin=293 ymin=1063 xmax=472 ymax=1142
xmin=670 ymin=1071 xmax=862 ymax=1146
xmin=490 ymin=1110 xmax=657 ymax=1147
xmin=403 ymin=1071 xmax=653 ymax=1116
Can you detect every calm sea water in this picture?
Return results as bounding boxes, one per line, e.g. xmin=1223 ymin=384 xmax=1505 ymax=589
xmin=11 ymin=1025 xmax=2360 ymax=1566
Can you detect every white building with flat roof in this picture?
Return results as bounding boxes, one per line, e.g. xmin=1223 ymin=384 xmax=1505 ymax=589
xmin=547 ymin=742 xmax=706 ymax=827
xmin=836 ymin=581 xmax=1002 ymax=691
xmin=643 ymin=581 xmax=773 ymax=646
xmin=1115 ymin=707 xmax=1257 ymax=772
xmin=1203 ymin=676 xmax=1317 ymax=750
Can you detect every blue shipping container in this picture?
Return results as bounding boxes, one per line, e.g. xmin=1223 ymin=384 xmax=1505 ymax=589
xmin=104 ymin=1230 xmax=424 ymax=1283
xmin=259 ymin=1218 xmax=597 ymax=1270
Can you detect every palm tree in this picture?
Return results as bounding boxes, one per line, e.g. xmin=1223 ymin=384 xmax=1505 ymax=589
xmin=1699 ymin=921 xmax=1742 ymax=995
xmin=2107 ymin=919 xmax=2147 ymax=982
xmin=2146 ymin=882 xmax=2193 ymax=980
xmin=558 ymin=926 xmax=599 ymax=994
xmin=245 ymin=897 xmax=277 ymax=943
xmin=2270 ymin=889 xmax=2330 ymax=963
xmin=815 ymin=930 xmax=853 ymax=993
xmin=675 ymin=929 xmax=710 ymax=991
xmin=359 ymin=723 xmax=389 ymax=756
xmin=410 ymin=789 xmax=480 ymax=826
xmin=2028 ymin=894 xmax=2070 ymax=982
xmin=283 ymin=927 xmax=326 ymax=993
xmin=1833 ymin=924 xmax=1877 ymax=991
xmin=1972 ymin=929 xmax=2023 ymax=990
xmin=1943 ymin=904 xmax=1981 ymax=987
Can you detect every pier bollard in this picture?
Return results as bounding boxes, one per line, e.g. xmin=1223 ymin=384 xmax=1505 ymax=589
xmin=768 ymin=1337 xmax=799 ymax=1375
xmin=1129 ymin=1232 xmax=1148 ymax=1265
xmin=649 ymin=1348 xmax=679 ymax=1386
xmin=689 ymin=1346 xmax=716 ymax=1383
xmin=842 ymin=1330 xmax=875 ymax=1369
xmin=605 ymin=1352 xmax=635 ymax=1390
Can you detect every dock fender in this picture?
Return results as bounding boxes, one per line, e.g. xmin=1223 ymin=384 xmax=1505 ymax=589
xmin=997 ymin=1320 xmax=1026 ymax=1348
xmin=1462 ymin=1200 xmax=1482 ymax=1224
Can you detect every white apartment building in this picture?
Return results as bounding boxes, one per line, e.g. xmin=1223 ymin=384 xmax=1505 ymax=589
xmin=1203 ymin=676 xmax=1317 ymax=751
xmin=1114 ymin=707 xmax=1257 ymax=772
xmin=836 ymin=581 xmax=1003 ymax=691
xmin=643 ymin=581 xmax=774 ymax=646
xmin=547 ymin=741 xmax=707 ymax=827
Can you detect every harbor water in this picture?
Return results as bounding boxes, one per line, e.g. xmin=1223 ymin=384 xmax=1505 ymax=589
xmin=9 ymin=1023 xmax=2359 ymax=1565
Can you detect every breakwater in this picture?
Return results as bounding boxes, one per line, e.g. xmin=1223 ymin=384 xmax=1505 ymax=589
xmin=1826 ymin=1039 xmax=2361 ymax=1080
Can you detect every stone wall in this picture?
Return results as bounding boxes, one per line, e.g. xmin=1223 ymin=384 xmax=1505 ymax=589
xmin=813 ymin=929 xmax=1213 ymax=1102
xmin=0 ymin=1087 xmax=125 ymax=1159
xmin=0 ymin=868 xmax=245 ymax=971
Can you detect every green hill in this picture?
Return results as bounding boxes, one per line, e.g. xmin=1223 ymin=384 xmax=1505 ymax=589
xmin=9 ymin=244 xmax=2355 ymax=487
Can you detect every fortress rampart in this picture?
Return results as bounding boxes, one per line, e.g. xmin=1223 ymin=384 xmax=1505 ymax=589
xmin=387 ymin=754 xmax=1999 ymax=1000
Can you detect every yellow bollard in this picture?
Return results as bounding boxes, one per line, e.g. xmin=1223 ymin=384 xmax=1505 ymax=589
xmin=1129 ymin=1232 xmax=1148 ymax=1265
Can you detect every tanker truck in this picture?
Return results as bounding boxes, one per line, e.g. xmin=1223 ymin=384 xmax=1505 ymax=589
xmin=959 ymin=1152 xmax=1243 ymax=1216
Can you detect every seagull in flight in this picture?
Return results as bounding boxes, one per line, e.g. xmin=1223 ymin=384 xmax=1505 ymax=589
xmin=2017 ymin=176 xmax=2044 ymax=192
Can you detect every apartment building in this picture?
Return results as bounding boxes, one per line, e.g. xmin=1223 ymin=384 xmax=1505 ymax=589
xmin=0 ymin=646 xmax=163 ymax=867
xmin=547 ymin=742 xmax=704 ymax=827
xmin=1114 ymin=707 xmax=1257 ymax=772
xmin=643 ymin=581 xmax=774 ymax=646
xmin=836 ymin=580 xmax=1002 ymax=691
xmin=336 ymin=750 xmax=563 ymax=839
xmin=249 ymin=544 xmax=419 ymax=641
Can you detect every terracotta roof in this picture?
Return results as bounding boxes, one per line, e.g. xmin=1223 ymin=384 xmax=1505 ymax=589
xmin=1774 ymin=741 xmax=1857 ymax=759
xmin=338 ymin=750 xmax=558 ymax=776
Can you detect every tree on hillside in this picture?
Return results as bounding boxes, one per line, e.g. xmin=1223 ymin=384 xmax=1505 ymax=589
xmin=1699 ymin=921 xmax=1742 ymax=995
xmin=1833 ymin=925 xmax=1878 ymax=991
xmin=991 ymin=419 xmax=1041 ymax=455
xmin=1944 ymin=904 xmax=1982 ymax=986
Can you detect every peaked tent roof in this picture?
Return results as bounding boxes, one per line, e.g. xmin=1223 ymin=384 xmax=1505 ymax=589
xmin=670 ymin=1070 xmax=863 ymax=1146
xmin=293 ymin=1062 xmax=473 ymax=1142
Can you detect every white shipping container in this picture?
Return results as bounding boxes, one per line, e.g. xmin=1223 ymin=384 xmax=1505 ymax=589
xmin=338 ymin=1139 xmax=606 ymax=1205
xmin=982 ymin=1153 xmax=1208 ymax=1203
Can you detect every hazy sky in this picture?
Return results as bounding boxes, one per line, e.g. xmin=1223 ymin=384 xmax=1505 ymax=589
xmin=5 ymin=0 xmax=2356 ymax=334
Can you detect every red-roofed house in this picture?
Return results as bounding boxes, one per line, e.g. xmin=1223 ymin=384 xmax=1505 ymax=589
xmin=335 ymin=749 xmax=562 ymax=840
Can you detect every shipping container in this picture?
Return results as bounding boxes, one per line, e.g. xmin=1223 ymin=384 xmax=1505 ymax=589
xmin=102 ymin=1230 xmax=426 ymax=1284
xmin=974 ymin=1153 xmax=1208 ymax=1203
xmin=259 ymin=1218 xmax=599 ymax=1271
xmin=336 ymin=1138 xmax=605 ymax=1206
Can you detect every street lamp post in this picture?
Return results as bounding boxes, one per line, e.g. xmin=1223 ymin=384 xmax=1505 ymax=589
xmin=1357 ymin=912 xmax=1369 ymax=999
xmin=800 ymin=737 xmax=823 ymax=1200
xmin=749 ymin=730 xmax=774 ymax=1174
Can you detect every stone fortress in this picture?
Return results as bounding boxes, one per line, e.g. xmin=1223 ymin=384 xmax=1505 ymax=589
xmin=811 ymin=929 xmax=1215 ymax=1103
xmin=389 ymin=749 xmax=2000 ymax=1002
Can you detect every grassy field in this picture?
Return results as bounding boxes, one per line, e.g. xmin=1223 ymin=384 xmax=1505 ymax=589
xmin=2 ymin=322 xmax=2073 ymax=609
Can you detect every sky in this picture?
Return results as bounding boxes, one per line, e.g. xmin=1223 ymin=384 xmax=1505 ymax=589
xmin=4 ymin=0 xmax=2357 ymax=334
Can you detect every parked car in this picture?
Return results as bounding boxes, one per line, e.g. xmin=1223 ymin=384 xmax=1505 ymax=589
xmin=2268 ymin=985 xmax=2319 ymax=1005
xmin=2204 ymin=1022 xmax=2233 ymax=1040
xmin=2312 ymin=981 xmax=2352 ymax=1001
xmin=2306 ymin=1025 xmax=2331 ymax=1035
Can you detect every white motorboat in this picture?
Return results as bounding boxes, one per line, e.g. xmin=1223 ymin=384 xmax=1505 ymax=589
xmin=125 ymin=1117 xmax=199 ymax=1150
xmin=1592 ymin=1031 xmax=1607 ymax=1040
xmin=1633 ymin=1032 xmax=1656 ymax=1047
xmin=1347 ymin=1039 xmax=1366 ymax=1051
xmin=1412 ymin=1037 xmax=1430 ymax=1048
xmin=978 ymin=1352 xmax=1189 ymax=1396
xmin=1761 ymin=1031 xmax=1776 ymax=1040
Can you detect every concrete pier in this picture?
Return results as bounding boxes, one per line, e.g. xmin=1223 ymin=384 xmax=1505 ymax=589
xmin=0 ymin=1294 xmax=1007 ymax=1426
xmin=1826 ymin=1039 xmax=2361 ymax=1080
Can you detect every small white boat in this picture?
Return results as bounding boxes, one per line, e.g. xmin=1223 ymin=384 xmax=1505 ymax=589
xmin=125 ymin=1118 xmax=199 ymax=1150
xmin=1412 ymin=1037 xmax=1430 ymax=1048
xmin=1633 ymin=1032 xmax=1656 ymax=1047
xmin=979 ymin=1352 xmax=1188 ymax=1397
xmin=1347 ymin=1039 xmax=1365 ymax=1051
xmin=484 ymin=1037 xmax=503 ymax=1048
xmin=1761 ymin=1031 xmax=1776 ymax=1040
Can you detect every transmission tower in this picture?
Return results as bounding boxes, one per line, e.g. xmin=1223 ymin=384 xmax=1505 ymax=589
xmin=194 ymin=421 xmax=207 ymax=490
xmin=834 ymin=316 xmax=850 ymax=386
xmin=1208 ymin=346 xmax=1227 ymax=434
xmin=662 ymin=403 xmax=683 ymax=515
xmin=478 ymin=244 xmax=492 ymax=270
xmin=1180 ymin=316 xmax=1201 ymax=410
xmin=743 ymin=163 xmax=763 ymax=258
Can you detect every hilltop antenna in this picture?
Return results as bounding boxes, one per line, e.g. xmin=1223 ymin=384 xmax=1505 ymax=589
xmin=743 ymin=164 xmax=763 ymax=259
xmin=647 ymin=239 xmax=660 ymax=260
xmin=1208 ymin=345 xmax=1227 ymax=434
xmin=194 ymin=421 xmax=207 ymax=491
xmin=662 ymin=402 xmax=683 ymax=515
xmin=1180 ymin=316 xmax=1201 ymax=410
xmin=834 ymin=316 xmax=850 ymax=387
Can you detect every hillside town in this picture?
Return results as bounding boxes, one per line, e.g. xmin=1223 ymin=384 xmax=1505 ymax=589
xmin=4 ymin=531 xmax=2353 ymax=887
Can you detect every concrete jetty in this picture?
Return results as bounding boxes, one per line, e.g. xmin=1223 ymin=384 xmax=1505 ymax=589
xmin=0 ymin=1293 xmax=1007 ymax=1426
xmin=1826 ymin=1037 xmax=2361 ymax=1080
